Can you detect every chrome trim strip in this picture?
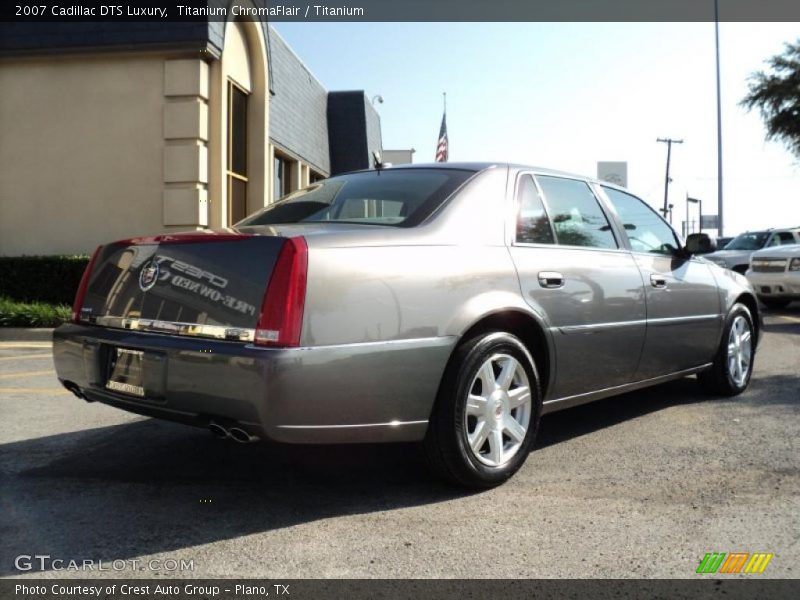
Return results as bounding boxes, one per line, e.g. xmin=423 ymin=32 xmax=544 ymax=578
xmin=247 ymin=336 xmax=457 ymax=352
xmin=542 ymin=363 xmax=712 ymax=414
xmin=80 ymin=319 xmax=454 ymax=351
xmin=557 ymin=314 xmax=721 ymax=335
xmin=647 ymin=314 xmax=722 ymax=327
xmin=277 ymin=420 xmax=429 ymax=430
xmin=558 ymin=319 xmax=645 ymax=334
xmin=89 ymin=316 xmax=255 ymax=342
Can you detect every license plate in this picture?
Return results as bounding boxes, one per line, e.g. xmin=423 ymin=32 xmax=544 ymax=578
xmin=106 ymin=348 xmax=145 ymax=397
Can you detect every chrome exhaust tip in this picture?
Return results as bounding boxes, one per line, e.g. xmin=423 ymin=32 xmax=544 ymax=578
xmin=208 ymin=422 xmax=229 ymax=439
xmin=63 ymin=382 xmax=87 ymax=400
xmin=228 ymin=427 xmax=259 ymax=444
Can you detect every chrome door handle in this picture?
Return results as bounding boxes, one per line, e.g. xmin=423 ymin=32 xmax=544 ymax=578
xmin=650 ymin=274 xmax=667 ymax=289
xmin=538 ymin=271 xmax=564 ymax=289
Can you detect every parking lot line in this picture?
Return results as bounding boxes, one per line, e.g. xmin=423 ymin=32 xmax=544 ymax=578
xmin=0 ymin=353 xmax=52 ymax=361
xmin=777 ymin=315 xmax=800 ymax=324
xmin=0 ymin=387 xmax=69 ymax=395
xmin=0 ymin=342 xmax=52 ymax=349
xmin=0 ymin=369 xmax=54 ymax=380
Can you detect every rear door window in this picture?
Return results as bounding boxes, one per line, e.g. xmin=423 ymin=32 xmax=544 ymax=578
xmin=515 ymin=174 xmax=554 ymax=244
xmin=535 ymin=176 xmax=618 ymax=249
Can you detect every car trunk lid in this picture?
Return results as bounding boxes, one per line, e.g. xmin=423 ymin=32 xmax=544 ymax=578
xmin=78 ymin=232 xmax=288 ymax=342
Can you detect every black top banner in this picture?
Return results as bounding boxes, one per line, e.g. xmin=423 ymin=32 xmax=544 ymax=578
xmin=3 ymin=0 xmax=800 ymax=22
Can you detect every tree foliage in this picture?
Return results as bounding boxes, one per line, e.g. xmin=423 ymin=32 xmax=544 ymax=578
xmin=741 ymin=40 xmax=800 ymax=158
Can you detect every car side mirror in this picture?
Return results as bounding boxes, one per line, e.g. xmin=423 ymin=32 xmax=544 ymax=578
xmin=686 ymin=233 xmax=717 ymax=255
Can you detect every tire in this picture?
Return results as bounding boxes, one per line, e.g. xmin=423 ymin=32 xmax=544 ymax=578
xmin=760 ymin=297 xmax=790 ymax=310
xmin=698 ymin=303 xmax=756 ymax=396
xmin=424 ymin=331 xmax=542 ymax=488
xmin=732 ymin=264 xmax=749 ymax=275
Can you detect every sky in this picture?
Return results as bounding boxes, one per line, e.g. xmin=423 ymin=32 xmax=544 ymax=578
xmin=273 ymin=22 xmax=800 ymax=237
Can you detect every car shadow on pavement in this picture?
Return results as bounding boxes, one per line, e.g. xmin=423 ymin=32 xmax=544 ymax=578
xmin=535 ymin=370 xmax=798 ymax=452
xmin=0 ymin=373 xmax=794 ymax=576
xmin=762 ymin=306 xmax=800 ymax=335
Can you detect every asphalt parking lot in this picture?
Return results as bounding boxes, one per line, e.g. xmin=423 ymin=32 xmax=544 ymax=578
xmin=1 ymin=308 xmax=798 ymax=579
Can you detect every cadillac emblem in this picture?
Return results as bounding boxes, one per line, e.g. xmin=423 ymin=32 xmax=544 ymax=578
xmin=138 ymin=260 xmax=160 ymax=292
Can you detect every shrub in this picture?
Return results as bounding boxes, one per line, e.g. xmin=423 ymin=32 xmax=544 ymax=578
xmin=0 ymin=255 xmax=89 ymax=305
xmin=0 ymin=297 xmax=71 ymax=327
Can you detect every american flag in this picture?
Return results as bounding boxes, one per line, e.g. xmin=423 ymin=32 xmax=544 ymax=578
xmin=435 ymin=112 xmax=448 ymax=162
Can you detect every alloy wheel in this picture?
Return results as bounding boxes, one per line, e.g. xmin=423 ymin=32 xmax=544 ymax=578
xmin=463 ymin=353 xmax=532 ymax=467
xmin=727 ymin=315 xmax=753 ymax=387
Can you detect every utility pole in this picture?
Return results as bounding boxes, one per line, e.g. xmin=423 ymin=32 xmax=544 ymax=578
xmin=657 ymin=138 xmax=683 ymax=218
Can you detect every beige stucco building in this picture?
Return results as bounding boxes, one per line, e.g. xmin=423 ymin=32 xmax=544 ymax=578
xmin=0 ymin=11 xmax=382 ymax=256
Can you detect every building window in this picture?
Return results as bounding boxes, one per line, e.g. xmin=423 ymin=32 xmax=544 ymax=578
xmin=309 ymin=170 xmax=325 ymax=184
xmin=273 ymin=153 xmax=292 ymax=200
xmin=227 ymin=81 xmax=248 ymax=224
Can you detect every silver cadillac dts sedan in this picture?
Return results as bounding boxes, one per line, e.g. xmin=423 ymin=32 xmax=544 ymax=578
xmin=53 ymin=163 xmax=760 ymax=487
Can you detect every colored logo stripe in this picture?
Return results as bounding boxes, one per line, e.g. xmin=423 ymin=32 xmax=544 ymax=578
xmin=697 ymin=553 xmax=726 ymax=574
xmin=697 ymin=552 xmax=773 ymax=574
xmin=719 ymin=553 xmax=749 ymax=573
xmin=744 ymin=553 xmax=773 ymax=574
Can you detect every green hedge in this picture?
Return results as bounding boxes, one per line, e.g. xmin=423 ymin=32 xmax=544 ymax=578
xmin=0 ymin=255 xmax=89 ymax=305
xmin=0 ymin=297 xmax=72 ymax=327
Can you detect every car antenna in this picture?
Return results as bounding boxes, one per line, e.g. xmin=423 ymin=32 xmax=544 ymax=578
xmin=372 ymin=151 xmax=392 ymax=173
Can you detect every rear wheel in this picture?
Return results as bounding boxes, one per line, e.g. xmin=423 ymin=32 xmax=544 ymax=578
xmin=424 ymin=331 xmax=542 ymax=488
xmin=698 ymin=303 xmax=755 ymax=396
xmin=760 ymin=297 xmax=790 ymax=309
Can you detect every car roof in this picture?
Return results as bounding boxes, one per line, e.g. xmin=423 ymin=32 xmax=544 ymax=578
xmin=353 ymin=161 xmax=610 ymax=185
xmin=733 ymin=228 xmax=800 ymax=235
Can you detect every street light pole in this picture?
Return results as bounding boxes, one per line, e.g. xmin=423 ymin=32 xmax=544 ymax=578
xmin=657 ymin=138 xmax=683 ymax=218
xmin=685 ymin=194 xmax=690 ymax=237
xmin=688 ymin=196 xmax=702 ymax=234
xmin=714 ymin=0 xmax=724 ymax=237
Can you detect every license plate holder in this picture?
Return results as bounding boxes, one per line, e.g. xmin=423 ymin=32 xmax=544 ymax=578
xmin=106 ymin=347 xmax=145 ymax=397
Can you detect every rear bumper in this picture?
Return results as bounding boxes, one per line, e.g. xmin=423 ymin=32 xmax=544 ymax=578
xmin=746 ymin=270 xmax=800 ymax=299
xmin=53 ymin=324 xmax=456 ymax=443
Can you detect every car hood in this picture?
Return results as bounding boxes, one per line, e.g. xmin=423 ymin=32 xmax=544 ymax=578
xmin=704 ymin=249 xmax=753 ymax=263
xmin=750 ymin=244 xmax=800 ymax=258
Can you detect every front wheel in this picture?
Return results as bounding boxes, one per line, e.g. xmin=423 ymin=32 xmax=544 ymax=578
xmin=424 ymin=331 xmax=542 ymax=488
xmin=698 ymin=303 xmax=755 ymax=396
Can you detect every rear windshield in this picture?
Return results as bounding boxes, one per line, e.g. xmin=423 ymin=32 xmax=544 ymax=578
xmin=725 ymin=232 xmax=769 ymax=250
xmin=237 ymin=168 xmax=475 ymax=228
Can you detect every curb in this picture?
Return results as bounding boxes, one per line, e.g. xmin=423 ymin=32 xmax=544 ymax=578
xmin=0 ymin=327 xmax=54 ymax=342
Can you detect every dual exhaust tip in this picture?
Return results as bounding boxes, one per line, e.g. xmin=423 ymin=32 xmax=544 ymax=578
xmin=63 ymin=381 xmax=93 ymax=402
xmin=209 ymin=421 xmax=259 ymax=444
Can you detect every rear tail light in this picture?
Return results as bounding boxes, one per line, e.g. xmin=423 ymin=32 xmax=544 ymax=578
xmin=255 ymin=237 xmax=308 ymax=346
xmin=72 ymin=246 xmax=103 ymax=323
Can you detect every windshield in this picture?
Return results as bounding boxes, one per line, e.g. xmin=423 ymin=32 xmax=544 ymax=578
xmin=724 ymin=232 xmax=769 ymax=251
xmin=237 ymin=168 xmax=475 ymax=228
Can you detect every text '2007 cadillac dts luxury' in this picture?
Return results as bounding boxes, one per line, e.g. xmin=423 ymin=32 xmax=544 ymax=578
xmin=53 ymin=163 xmax=761 ymax=487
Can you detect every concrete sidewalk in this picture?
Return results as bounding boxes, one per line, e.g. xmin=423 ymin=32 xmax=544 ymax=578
xmin=0 ymin=328 xmax=54 ymax=342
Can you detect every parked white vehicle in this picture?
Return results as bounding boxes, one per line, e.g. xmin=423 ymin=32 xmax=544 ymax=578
xmin=746 ymin=243 xmax=800 ymax=308
xmin=705 ymin=228 xmax=800 ymax=274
